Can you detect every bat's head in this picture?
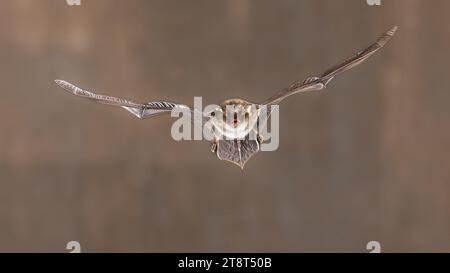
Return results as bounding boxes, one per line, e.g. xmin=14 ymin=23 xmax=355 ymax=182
xmin=206 ymin=99 xmax=260 ymax=140
xmin=220 ymin=99 xmax=255 ymax=126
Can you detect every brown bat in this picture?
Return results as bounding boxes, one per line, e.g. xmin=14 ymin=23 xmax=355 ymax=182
xmin=55 ymin=26 xmax=397 ymax=169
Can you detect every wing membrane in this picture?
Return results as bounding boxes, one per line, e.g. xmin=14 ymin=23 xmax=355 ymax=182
xmin=263 ymin=26 xmax=397 ymax=105
xmin=55 ymin=79 xmax=192 ymax=119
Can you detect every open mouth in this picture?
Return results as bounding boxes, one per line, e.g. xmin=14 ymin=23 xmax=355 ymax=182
xmin=233 ymin=113 xmax=239 ymax=127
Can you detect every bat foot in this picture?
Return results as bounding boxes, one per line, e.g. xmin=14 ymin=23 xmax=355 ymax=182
xmin=210 ymin=142 xmax=218 ymax=153
xmin=257 ymin=134 xmax=264 ymax=144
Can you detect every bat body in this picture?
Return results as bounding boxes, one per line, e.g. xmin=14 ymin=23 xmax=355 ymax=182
xmin=207 ymin=99 xmax=263 ymax=168
xmin=55 ymin=26 xmax=397 ymax=169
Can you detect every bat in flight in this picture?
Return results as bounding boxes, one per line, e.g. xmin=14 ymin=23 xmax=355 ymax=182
xmin=55 ymin=26 xmax=397 ymax=169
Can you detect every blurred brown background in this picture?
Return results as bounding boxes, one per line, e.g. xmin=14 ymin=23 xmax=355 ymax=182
xmin=0 ymin=0 xmax=449 ymax=252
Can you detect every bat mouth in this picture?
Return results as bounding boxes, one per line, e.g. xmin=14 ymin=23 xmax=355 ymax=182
xmin=233 ymin=114 xmax=239 ymax=127
xmin=226 ymin=112 xmax=239 ymax=127
xmin=231 ymin=112 xmax=249 ymax=127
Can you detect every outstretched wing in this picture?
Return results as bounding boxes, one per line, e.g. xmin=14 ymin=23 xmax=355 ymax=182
xmin=55 ymin=80 xmax=193 ymax=119
xmin=262 ymin=26 xmax=398 ymax=105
